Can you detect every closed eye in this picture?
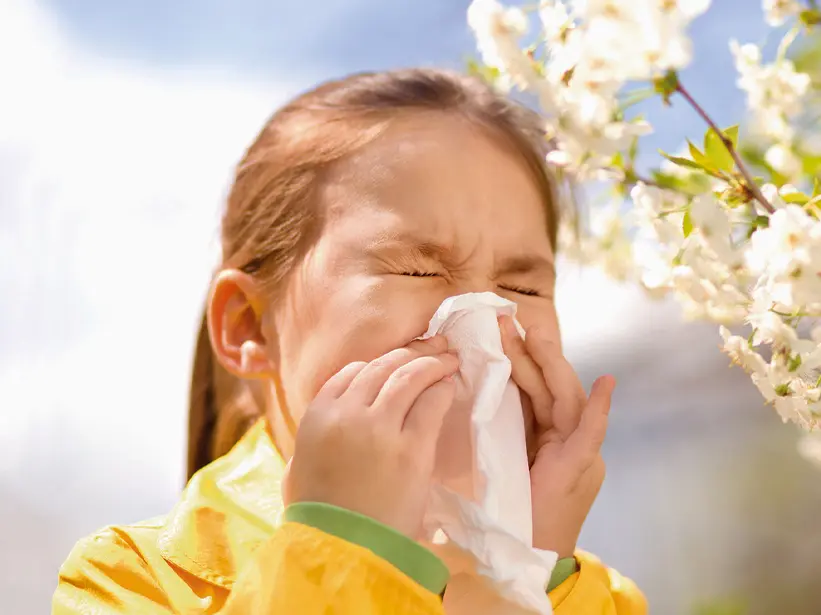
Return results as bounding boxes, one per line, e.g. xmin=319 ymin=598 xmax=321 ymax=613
xmin=401 ymin=270 xmax=440 ymax=278
xmin=499 ymin=284 xmax=541 ymax=297
xmin=400 ymin=272 xmax=542 ymax=297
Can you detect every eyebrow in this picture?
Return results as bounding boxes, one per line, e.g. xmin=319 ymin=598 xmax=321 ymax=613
xmin=365 ymin=233 xmax=459 ymax=268
xmin=495 ymin=254 xmax=556 ymax=282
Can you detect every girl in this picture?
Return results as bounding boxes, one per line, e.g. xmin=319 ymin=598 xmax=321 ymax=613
xmin=53 ymin=68 xmax=646 ymax=614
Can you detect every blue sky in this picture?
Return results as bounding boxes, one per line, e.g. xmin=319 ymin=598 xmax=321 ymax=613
xmin=43 ymin=0 xmax=773 ymax=165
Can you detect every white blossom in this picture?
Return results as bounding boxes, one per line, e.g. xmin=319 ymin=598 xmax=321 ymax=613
xmin=720 ymin=326 xmax=768 ymax=374
xmin=468 ymin=0 xmax=537 ymax=92
xmin=539 ymin=0 xmax=573 ymax=47
xmin=558 ymin=203 xmax=636 ymax=280
xmin=745 ymin=291 xmax=802 ymax=348
xmin=689 ymin=194 xmax=733 ymax=253
xmin=760 ymin=182 xmax=791 ymax=210
xmin=776 ymin=378 xmax=821 ymax=428
xmin=469 ymin=0 xmax=702 ymax=178
xmin=765 ymin=143 xmax=802 ymax=179
xmin=468 ymin=0 xmax=821 ymax=436
xmin=566 ymin=0 xmax=710 ymax=82
xmin=631 ymin=183 xmax=688 ymax=245
xmin=746 ymin=205 xmax=821 ymax=308
xmin=763 ymin=0 xmax=802 ymax=27
xmin=730 ymin=39 xmax=811 ymax=141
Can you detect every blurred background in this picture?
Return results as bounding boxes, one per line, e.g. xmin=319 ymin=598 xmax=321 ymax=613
xmin=2 ymin=0 xmax=820 ymax=613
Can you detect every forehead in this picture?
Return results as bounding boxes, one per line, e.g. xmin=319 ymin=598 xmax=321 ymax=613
xmin=319 ymin=113 xmax=554 ymax=256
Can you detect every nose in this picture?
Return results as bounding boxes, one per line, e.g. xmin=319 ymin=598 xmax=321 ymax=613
xmin=448 ymin=275 xmax=496 ymax=297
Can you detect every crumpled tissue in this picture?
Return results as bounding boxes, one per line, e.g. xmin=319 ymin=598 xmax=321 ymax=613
xmin=419 ymin=292 xmax=557 ymax=614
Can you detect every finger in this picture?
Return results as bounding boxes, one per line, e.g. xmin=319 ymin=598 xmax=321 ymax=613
xmin=372 ymin=354 xmax=459 ymax=424
xmin=499 ymin=316 xmax=554 ymax=430
xmin=345 ymin=335 xmax=450 ymax=405
xmin=563 ymin=376 xmax=615 ymax=467
xmin=316 ymin=361 xmax=368 ymax=400
xmin=525 ymin=326 xmax=587 ymax=436
xmin=402 ymin=375 xmax=456 ymax=445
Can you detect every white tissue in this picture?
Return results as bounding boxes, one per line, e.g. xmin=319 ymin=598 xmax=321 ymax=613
xmin=420 ymin=293 xmax=557 ymax=615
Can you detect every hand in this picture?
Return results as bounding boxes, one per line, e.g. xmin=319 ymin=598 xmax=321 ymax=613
xmin=285 ymin=335 xmax=458 ymax=538
xmin=499 ymin=316 xmax=615 ymax=558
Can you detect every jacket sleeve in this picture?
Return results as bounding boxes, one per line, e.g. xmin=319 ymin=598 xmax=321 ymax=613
xmin=222 ymin=521 xmax=446 ymax=614
xmin=52 ymin=530 xmax=176 ymax=614
xmin=548 ymin=551 xmax=648 ymax=615
xmin=52 ymin=522 xmax=447 ymax=615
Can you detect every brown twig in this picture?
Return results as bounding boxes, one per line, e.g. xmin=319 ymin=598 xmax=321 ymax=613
xmin=675 ymin=82 xmax=775 ymax=214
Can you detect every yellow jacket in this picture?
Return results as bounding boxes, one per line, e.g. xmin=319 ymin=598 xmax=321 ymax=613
xmin=53 ymin=420 xmax=647 ymax=614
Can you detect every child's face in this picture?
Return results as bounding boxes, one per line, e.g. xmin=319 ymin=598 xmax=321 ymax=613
xmin=267 ymin=113 xmax=559 ymax=445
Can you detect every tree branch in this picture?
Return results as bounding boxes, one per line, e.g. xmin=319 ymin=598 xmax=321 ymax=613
xmin=675 ymin=82 xmax=775 ymax=214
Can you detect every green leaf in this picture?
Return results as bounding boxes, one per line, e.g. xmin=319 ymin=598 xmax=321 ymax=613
xmin=653 ymin=70 xmax=679 ymax=105
xmin=686 ymin=173 xmax=717 ymax=194
xmin=800 ymin=8 xmax=821 ymax=26
xmin=466 ymin=57 xmax=501 ymax=85
xmin=682 ymin=210 xmax=693 ymax=237
xmin=813 ymin=177 xmax=821 ymax=198
xmin=628 ymin=137 xmax=639 ymax=165
xmin=790 ymin=35 xmax=821 ymax=92
xmin=724 ymin=125 xmax=739 ymax=146
xmin=802 ymin=153 xmax=821 ymax=177
xmin=688 ymin=140 xmax=713 ymax=168
xmin=722 ymin=186 xmax=751 ymax=207
xmin=783 ymin=192 xmax=810 ymax=205
xmin=748 ymin=215 xmax=769 ymax=239
xmin=736 ymin=141 xmax=779 ymax=182
xmin=650 ymin=170 xmax=682 ymax=190
xmin=619 ymin=87 xmax=656 ymax=111
xmin=660 ymin=150 xmax=706 ymax=171
xmin=704 ymin=128 xmax=734 ymax=173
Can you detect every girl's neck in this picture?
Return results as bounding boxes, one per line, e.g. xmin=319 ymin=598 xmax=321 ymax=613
xmin=265 ymin=380 xmax=296 ymax=461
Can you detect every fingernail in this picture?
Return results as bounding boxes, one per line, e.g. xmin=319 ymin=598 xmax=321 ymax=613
xmin=595 ymin=375 xmax=616 ymax=390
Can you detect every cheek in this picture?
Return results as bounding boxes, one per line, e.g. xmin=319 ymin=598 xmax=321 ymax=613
xmin=275 ymin=273 xmax=446 ymax=416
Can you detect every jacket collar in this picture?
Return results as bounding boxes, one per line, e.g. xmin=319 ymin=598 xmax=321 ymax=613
xmin=158 ymin=419 xmax=286 ymax=588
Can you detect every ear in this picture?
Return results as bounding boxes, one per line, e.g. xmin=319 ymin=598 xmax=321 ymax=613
xmin=208 ymin=269 xmax=277 ymax=379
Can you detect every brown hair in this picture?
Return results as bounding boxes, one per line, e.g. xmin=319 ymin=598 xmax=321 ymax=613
xmin=187 ymin=67 xmax=561 ymax=481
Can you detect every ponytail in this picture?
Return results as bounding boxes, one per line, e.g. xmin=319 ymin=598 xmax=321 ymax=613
xmin=186 ymin=308 xmax=263 ymax=482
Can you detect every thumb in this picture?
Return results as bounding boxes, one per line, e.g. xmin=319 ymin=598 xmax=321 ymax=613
xmin=564 ymin=375 xmax=615 ymax=467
